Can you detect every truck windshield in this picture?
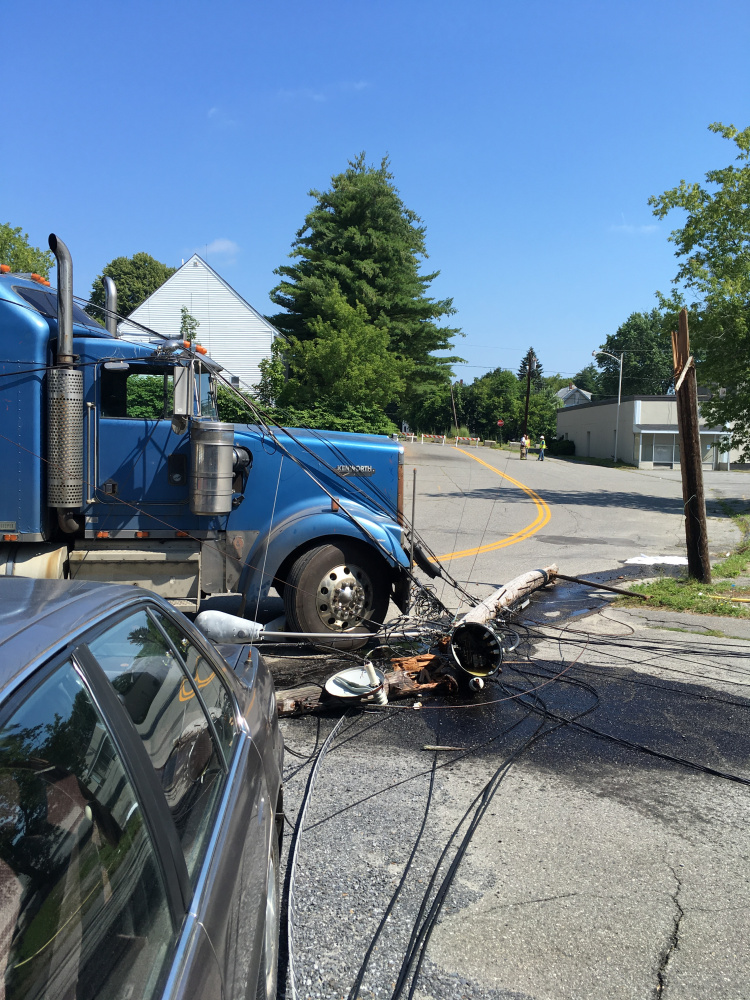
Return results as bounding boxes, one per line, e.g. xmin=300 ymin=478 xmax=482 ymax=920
xmin=13 ymin=285 xmax=104 ymax=331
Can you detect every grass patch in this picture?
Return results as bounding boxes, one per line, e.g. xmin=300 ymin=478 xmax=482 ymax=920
xmin=647 ymin=624 xmax=750 ymax=640
xmin=712 ymin=501 xmax=750 ymax=577
xmin=617 ymin=577 xmax=750 ymax=617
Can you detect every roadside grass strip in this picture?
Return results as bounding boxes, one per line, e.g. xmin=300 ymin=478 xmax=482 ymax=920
xmin=431 ymin=448 xmax=551 ymax=563
xmin=615 ymin=502 xmax=750 ymax=617
xmin=618 ymin=578 xmax=750 ymax=618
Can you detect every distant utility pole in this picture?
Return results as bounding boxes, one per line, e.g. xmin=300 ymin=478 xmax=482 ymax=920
xmin=522 ymin=357 xmax=535 ymax=439
xmin=450 ymin=382 xmax=459 ymax=432
xmin=672 ymin=308 xmax=711 ymax=582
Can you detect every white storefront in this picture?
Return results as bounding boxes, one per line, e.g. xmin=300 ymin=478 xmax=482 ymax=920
xmin=556 ymin=395 xmax=739 ymax=469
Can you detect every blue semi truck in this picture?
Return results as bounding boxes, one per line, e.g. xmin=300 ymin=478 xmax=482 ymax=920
xmin=0 ymin=235 xmax=414 ymax=644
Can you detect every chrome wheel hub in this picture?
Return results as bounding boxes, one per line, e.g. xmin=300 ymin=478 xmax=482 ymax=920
xmin=315 ymin=562 xmax=373 ymax=630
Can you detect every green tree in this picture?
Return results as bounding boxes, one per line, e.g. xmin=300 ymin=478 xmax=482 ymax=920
xmin=268 ymin=154 xmax=462 ymax=423
xmin=254 ymin=340 xmax=287 ymax=409
xmin=573 ymin=363 xmax=601 ymax=396
xmin=0 ymin=224 xmax=54 ymax=277
xmin=650 ymin=122 xmax=750 ymax=456
xmin=179 ymin=306 xmax=200 ymax=344
xmin=277 ymin=287 xmax=409 ymax=417
xmin=87 ymin=253 xmax=176 ymax=322
xmin=462 ymin=368 xmax=523 ymax=440
xmin=595 ymin=309 xmax=673 ymax=397
xmin=517 ymin=347 xmax=544 ymax=387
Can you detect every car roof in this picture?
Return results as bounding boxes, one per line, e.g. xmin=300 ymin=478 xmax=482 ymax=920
xmin=0 ymin=578 xmax=166 ymax=695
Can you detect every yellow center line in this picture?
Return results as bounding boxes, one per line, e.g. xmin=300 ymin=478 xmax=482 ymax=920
xmin=431 ymin=448 xmax=552 ymax=563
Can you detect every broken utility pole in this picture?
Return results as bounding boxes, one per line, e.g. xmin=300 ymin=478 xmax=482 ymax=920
xmin=672 ymin=308 xmax=711 ymax=583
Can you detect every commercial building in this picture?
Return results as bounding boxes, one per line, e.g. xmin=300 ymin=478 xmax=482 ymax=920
xmin=556 ymin=395 xmax=739 ymax=469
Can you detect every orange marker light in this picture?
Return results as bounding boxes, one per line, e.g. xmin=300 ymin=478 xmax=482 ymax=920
xmin=135 ymin=531 xmax=150 ymax=538
xmin=195 ymin=345 xmax=207 ymax=355
xmin=0 ymin=265 xmax=10 ymax=274
xmin=3 ymin=534 xmax=18 ymax=542
xmin=96 ymin=531 xmax=109 ymax=539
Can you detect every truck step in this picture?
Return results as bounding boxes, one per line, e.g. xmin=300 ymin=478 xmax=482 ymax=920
xmin=69 ymin=540 xmax=200 ymax=600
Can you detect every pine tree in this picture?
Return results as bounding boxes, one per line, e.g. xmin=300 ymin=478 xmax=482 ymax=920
xmin=517 ymin=347 xmax=544 ymax=387
xmin=268 ymin=154 xmax=462 ymax=420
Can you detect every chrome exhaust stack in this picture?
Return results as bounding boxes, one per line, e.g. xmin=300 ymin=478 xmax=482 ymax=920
xmin=103 ymin=275 xmax=119 ymax=337
xmin=47 ymin=234 xmax=84 ymax=512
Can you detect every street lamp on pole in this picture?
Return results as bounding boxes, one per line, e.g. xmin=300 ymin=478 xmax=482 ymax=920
xmin=593 ymin=349 xmax=624 ymax=463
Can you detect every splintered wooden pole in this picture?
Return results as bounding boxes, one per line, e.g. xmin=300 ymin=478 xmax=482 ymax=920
xmin=672 ymin=309 xmax=711 ymax=583
xmin=460 ymin=565 xmax=558 ymax=624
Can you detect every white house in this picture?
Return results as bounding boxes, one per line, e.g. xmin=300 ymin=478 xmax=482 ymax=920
xmin=118 ymin=255 xmax=281 ymax=388
xmin=555 ymin=383 xmax=592 ymax=407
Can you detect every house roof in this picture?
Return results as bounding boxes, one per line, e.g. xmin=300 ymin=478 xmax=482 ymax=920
xmin=555 ymin=384 xmax=592 ymax=402
xmin=119 ymin=254 xmax=285 ymax=341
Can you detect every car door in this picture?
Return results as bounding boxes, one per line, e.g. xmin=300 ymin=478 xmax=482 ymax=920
xmin=83 ymin=602 xmax=272 ymax=1000
xmin=0 ymin=654 xmax=185 ymax=1000
xmin=147 ymin=609 xmax=273 ymax=1000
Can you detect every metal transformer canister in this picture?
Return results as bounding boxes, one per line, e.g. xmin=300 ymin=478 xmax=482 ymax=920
xmin=47 ymin=368 xmax=84 ymax=508
xmin=190 ymin=419 xmax=235 ymax=515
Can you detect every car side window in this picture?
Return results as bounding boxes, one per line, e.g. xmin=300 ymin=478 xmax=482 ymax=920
xmin=86 ymin=610 xmax=225 ymax=883
xmin=0 ymin=659 xmax=175 ymax=1000
xmin=152 ymin=610 xmax=238 ymax=762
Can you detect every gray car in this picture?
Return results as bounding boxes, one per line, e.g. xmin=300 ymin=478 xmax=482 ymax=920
xmin=0 ymin=578 xmax=283 ymax=1000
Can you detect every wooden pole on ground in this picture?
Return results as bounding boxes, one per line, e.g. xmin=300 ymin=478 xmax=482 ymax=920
xmin=672 ymin=308 xmax=711 ymax=583
xmin=460 ymin=565 xmax=558 ymax=625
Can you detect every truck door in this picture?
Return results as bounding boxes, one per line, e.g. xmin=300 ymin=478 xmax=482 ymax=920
xmin=92 ymin=361 xmax=190 ymax=516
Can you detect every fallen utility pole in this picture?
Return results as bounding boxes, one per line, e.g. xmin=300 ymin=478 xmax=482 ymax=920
xmin=460 ymin=565 xmax=558 ymax=625
xmin=672 ymin=308 xmax=711 ymax=583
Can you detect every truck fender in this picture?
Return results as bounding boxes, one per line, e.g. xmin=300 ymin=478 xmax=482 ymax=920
xmin=238 ymin=507 xmax=408 ymax=606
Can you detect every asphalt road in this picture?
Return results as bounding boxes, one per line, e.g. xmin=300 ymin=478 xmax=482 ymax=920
xmin=401 ymin=444 xmax=746 ymax=609
xmin=277 ymin=447 xmax=750 ymax=1000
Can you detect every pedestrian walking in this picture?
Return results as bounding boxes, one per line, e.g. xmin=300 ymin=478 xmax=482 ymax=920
xmin=537 ymin=434 xmax=546 ymax=461
xmin=520 ymin=436 xmax=527 ymax=460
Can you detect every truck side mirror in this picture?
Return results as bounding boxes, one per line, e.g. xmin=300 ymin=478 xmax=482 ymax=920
xmin=174 ymin=365 xmax=191 ymax=415
xmin=172 ymin=364 xmax=191 ymax=434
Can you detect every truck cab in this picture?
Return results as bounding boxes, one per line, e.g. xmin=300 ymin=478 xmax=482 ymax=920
xmin=0 ymin=237 xmax=411 ymax=645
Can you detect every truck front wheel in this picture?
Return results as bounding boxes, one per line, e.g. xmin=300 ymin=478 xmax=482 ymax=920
xmin=283 ymin=542 xmax=389 ymax=648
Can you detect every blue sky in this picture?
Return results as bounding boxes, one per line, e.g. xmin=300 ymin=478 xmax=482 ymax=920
xmin=3 ymin=0 xmax=749 ymax=382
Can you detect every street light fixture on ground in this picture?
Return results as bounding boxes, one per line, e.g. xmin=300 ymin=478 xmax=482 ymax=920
xmin=593 ymin=349 xmax=624 ymax=463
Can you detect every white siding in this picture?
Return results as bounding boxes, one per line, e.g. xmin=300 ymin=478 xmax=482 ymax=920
xmin=118 ymin=255 xmax=278 ymax=388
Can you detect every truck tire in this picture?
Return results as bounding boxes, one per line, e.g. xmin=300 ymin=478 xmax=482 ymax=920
xmin=283 ymin=541 xmax=389 ymax=649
